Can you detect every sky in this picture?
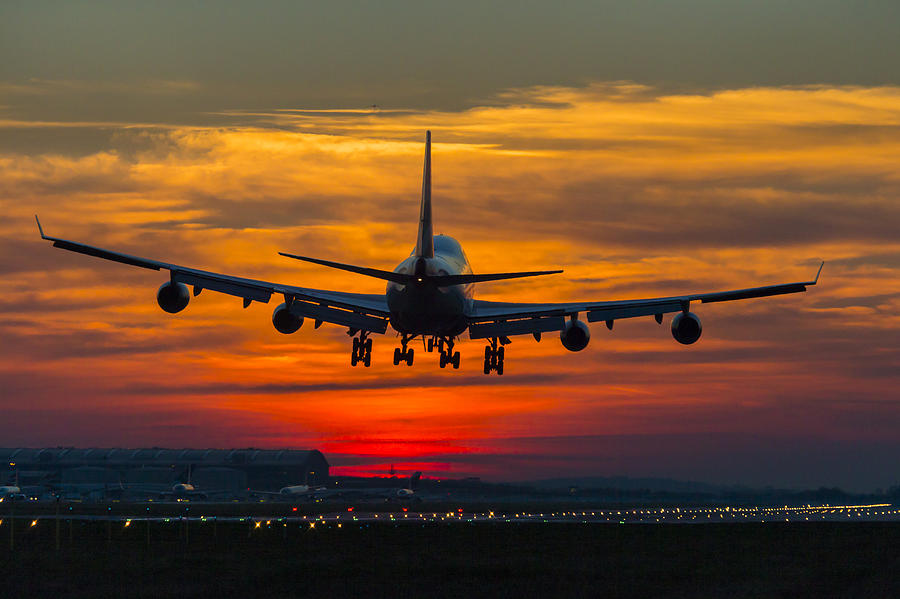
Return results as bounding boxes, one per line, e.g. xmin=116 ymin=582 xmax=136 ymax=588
xmin=1 ymin=1 xmax=898 ymax=492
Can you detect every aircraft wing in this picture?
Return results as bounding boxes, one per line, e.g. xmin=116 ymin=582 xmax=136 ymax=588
xmin=36 ymin=216 xmax=390 ymax=333
xmin=466 ymin=263 xmax=823 ymax=339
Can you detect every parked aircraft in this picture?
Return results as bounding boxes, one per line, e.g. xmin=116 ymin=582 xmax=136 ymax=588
xmin=36 ymin=132 xmax=822 ymax=374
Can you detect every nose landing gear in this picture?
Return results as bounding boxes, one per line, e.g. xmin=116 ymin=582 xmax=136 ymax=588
xmin=393 ymin=334 xmax=415 ymax=366
xmin=350 ymin=332 xmax=373 ymax=367
xmin=483 ymin=337 xmax=506 ymax=375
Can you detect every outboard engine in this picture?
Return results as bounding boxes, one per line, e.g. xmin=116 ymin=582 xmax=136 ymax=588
xmin=156 ymin=281 xmax=190 ymax=313
xmin=560 ymin=319 xmax=591 ymax=352
xmin=272 ymin=302 xmax=303 ymax=334
xmin=671 ymin=311 xmax=702 ymax=345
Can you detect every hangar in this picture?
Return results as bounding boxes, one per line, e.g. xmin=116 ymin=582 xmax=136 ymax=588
xmin=0 ymin=448 xmax=328 ymax=498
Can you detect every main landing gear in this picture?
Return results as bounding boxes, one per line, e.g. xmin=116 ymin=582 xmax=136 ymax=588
xmin=483 ymin=337 xmax=506 ymax=375
xmin=393 ymin=334 xmax=415 ymax=366
xmin=432 ymin=336 xmax=460 ymax=369
xmin=350 ymin=331 xmax=372 ymax=367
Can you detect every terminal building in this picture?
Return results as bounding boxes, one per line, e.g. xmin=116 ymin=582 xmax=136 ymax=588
xmin=0 ymin=448 xmax=328 ymax=499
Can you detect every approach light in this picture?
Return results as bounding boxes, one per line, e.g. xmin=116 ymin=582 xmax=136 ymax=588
xmin=30 ymin=520 xmax=37 ymax=527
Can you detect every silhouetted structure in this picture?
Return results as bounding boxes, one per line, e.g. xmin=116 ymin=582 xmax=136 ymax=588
xmin=1 ymin=448 xmax=328 ymax=494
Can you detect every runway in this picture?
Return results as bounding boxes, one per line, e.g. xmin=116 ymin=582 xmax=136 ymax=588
xmin=5 ymin=502 xmax=898 ymax=528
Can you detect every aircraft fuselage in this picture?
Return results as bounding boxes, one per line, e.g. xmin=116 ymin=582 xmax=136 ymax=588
xmin=386 ymin=234 xmax=474 ymax=336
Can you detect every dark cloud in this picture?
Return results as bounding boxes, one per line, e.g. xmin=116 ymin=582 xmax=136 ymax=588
xmin=439 ymin=177 xmax=900 ymax=250
xmin=115 ymin=372 xmax=568 ymax=396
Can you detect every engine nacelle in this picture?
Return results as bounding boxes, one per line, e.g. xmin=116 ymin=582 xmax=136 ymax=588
xmin=156 ymin=281 xmax=190 ymax=314
xmin=272 ymin=302 xmax=303 ymax=334
xmin=671 ymin=311 xmax=702 ymax=345
xmin=560 ymin=319 xmax=591 ymax=352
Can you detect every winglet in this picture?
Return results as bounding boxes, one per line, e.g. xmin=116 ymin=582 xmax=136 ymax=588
xmin=35 ymin=215 xmax=47 ymax=239
xmin=812 ymin=261 xmax=824 ymax=285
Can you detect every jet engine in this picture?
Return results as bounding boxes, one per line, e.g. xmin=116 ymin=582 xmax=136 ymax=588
xmin=560 ymin=319 xmax=590 ymax=352
xmin=156 ymin=281 xmax=190 ymax=313
xmin=272 ymin=302 xmax=303 ymax=334
xmin=671 ymin=311 xmax=702 ymax=345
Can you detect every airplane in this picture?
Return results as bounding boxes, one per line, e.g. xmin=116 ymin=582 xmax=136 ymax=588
xmin=35 ymin=131 xmax=823 ymax=375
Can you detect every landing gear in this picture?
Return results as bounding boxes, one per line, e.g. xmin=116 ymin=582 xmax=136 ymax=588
xmin=483 ymin=338 xmax=505 ymax=375
xmin=393 ymin=335 xmax=415 ymax=366
xmin=437 ymin=337 xmax=460 ymax=369
xmin=350 ymin=332 xmax=373 ymax=367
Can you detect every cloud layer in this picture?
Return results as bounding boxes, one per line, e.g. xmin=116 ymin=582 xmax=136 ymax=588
xmin=1 ymin=82 xmax=897 ymax=490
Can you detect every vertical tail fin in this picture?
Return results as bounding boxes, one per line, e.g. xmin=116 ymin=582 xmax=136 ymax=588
xmin=415 ymin=130 xmax=434 ymax=258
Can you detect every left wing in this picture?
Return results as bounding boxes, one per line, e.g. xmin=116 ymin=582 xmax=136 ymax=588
xmin=466 ymin=263 xmax=824 ymax=339
xmin=36 ymin=216 xmax=390 ymax=333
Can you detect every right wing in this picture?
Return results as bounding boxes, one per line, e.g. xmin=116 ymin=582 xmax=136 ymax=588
xmin=466 ymin=263 xmax=823 ymax=339
xmin=36 ymin=216 xmax=390 ymax=333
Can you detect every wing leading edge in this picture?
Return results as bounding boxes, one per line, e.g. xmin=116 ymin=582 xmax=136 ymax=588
xmin=467 ymin=263 xmax=823 ymax=340
xmin=35 ymin=216 xmax=390 ymax=333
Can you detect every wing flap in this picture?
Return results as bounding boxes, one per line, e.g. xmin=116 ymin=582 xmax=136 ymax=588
xmin=586 ymin=301 xmax=683 ymax=323
xmin=172 ymin=271 xmax=273 ymax=303
xmin=469 ymin=315 xmax=566 ymax=339
xmin=289 ymin=301 xmax=388 ymax=333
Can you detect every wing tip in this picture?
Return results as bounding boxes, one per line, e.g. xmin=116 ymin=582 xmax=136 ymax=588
xmin=813 ymin=260 xmax=824 ymax=285
xmin=35 ymin=214 xmax=46 ymax=239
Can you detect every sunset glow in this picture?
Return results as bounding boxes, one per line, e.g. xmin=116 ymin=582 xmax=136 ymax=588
xmin=2 ymin=9 xmax=898 ymax=490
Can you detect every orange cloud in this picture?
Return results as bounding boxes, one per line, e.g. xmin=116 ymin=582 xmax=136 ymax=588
xmin=0 ymin=82 xmax=897 ymax=486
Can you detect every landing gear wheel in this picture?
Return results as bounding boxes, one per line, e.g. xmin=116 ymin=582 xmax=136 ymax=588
xmin=427 ymin=338 xmax=434 ymax=352
xmin=439 ymin=353 xmax=448 ymax=368
xmin=393 ymin=347 xmax=401 ymax=366
xmin=405 ymin=348 xmax=414 ymax=366
xmin=482 ymin=339 xmax=506 ymax=374
xmin=351 ymin=353 xmax=358 ymax=366
xmin=451 ymin=351 xmax=460 ymax=369
xmin=363 ymin=352 xmax=371 ymax=367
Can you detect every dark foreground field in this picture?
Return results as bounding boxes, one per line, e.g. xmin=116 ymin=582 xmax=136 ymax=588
xmin=1 ymin=521 xmax=897 ymax=598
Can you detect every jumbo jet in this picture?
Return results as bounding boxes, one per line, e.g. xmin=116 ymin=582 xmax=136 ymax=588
xmin=36 ymin=131 xmax=822 ymax=375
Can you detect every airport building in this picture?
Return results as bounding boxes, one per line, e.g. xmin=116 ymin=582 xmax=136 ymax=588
xmin=0 ymin=448 xmax=328 ymax=498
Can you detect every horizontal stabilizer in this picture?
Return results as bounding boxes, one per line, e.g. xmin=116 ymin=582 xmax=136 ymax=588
xmin=431 ymin=270 xmax=562 ymax=286
xmin=279 ymin=252 xmax=409 ymax=284
xmin=281 ymin=251 xmax=562 ymax=287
